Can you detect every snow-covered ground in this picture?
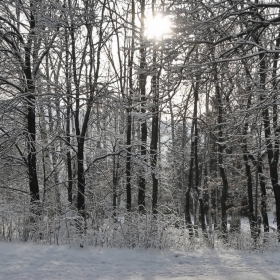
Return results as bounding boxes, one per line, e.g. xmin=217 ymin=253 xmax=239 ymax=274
xmin=1 ymin=241 xmax=280 ymax=280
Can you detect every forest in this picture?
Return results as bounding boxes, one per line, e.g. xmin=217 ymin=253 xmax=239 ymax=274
xmin=1 ymin=0 xmax=280 ymax=250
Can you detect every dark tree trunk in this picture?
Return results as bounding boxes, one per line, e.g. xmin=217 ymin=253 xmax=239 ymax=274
xmin=25 ymin=4 xmax=40 ymax=206
xmin=112 ymin=147 xmax=119 ymax=217
xmin=151 ymin=36 xmax=159 ymax=216
xmin=214 ymin=64 xmax=229 ymax=238
xmin=138 ymin=0 xmax=147 ymax=213
xmin=271 ymin=35 xmax=280 ymax=238
xmin=151 ymin=108 xmax=159 ymax=216
xmin=243 ymin=152 xmax=256 ymax=238
xmin=126 ymin=113 xmax=132 ymax=211
xmin=186 ymin=132 xmax=194 ymax=236
xmin=193 ymin=81 xmax=207 ymax=237
xmin=185 ymin=189 xmax=194 ymax=238
xmin=185 ymin=83 xmax=198 ymax=238
xmin=65 ymin=27 xmax=73 ymax=204
xmin=151 ymin=119 xmax=159 ymax=215
xmin=258 ymin=161 xmax=269 ymax=233
xmin=67 ymin=149 xmax=73 ymax=204
xmin=138 ymin=122 xmax=147 ymax=213
xmin=70 ymin=27 xmax=85 ymax=216
xmin=241 ymin=80 xmax=257 ymax=239
xmin=77 ymin=139 xmax=85 ymax=217
xmin=27 ymin=94 xmax=40 ymax=204
xmin=126 ymin=0 xmax=135 ymax=212
xmin=113 ymin=174 xmax=117 ymax=217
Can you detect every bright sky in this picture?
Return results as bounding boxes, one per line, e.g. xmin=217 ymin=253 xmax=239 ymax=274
xmin=145 ymin=14 xmax=172 ymax=39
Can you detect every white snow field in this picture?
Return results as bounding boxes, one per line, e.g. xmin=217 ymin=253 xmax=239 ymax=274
xmin=1 ymin=242 xmax=280 ymax=280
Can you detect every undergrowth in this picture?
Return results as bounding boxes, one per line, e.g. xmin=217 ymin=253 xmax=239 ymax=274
xmin=0 ymin=206 xmax=279 ymax=252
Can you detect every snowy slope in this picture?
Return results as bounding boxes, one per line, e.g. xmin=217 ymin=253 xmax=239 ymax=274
xmin=1 ymin=242 xmax=280 ymax=280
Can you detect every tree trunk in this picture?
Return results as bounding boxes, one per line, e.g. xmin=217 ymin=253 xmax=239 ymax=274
xmin=193 ymin=80 xmax=207 ymax=237
xmin=112 ymin=145 xmax=119 ymax=217
xmin=150 ymin=21 xmax=160 ymax=215
xmin=241 ymin=79 xmax=257 ymax=239
xmin=243 ymin=152 xmax=256 ymax=239
xmin=126 ymin=113 xmax=132 ymax=211
xmin=77 ymin=139 xmax=85 ymax=217
xmin=185 ymin=83 xmax=198 ymax=238
xmin=25 ymin=4 xmax=40 ymax=207
xmin=258 ymin=161 xmax=269 ymax=233
xmin=126 ymin=0 xmax=135 ymax=212
xmin=214 ymin=64 xmax=229 ymax=238
xmin=65 ymin=26 xmax=73 ymax=204
xmin=185 ymin=189 xmax=194 ymax=238
xmin=27 ymin=94 xmax=40 ymax=204
xmin=138 ymin=0 xmax=147 ymax=213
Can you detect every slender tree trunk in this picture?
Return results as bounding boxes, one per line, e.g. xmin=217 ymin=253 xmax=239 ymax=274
xmin=77 ymin=139 xmax=85 ymax=217
xmin=151 ymin=131 xmax=159 ymax=213
xmin=126 ymin=0 xmax=135 ymax=212
xmin=65 ymin=26 xmax=73 ymax=204
xmin=38 ymin=101 xmax=50 ymax=205
xmin=70 ymin=24 xmax=85 ymax=216
xmin=112 ymin=145 xmax=119 ymax=216
xmin=204 ymin=87 xmax=212 ymax=232
xmin=185 ymin=189 xmax=194 ymax=238
xmin=27 ymin=92 xmax=40 ymax=204
xmin=271 ymin=34 xmax=280 ymax=238
xmin=138 ymin=0 xmax=147 ymax=213
xmin=126 ymin=112 xmax=132 ymax=211
xmin=185 ymin=83 xmax=198 ymax=238
xmin=214 ymin=63 xmax=229 ymax=238
xmin=243 ymin=151 xmax=256 ymax=238
xmin=193 ymin=81 xmax=207 ymax=237
xmin=150 ymin=1 xmax=160 ymax=215
xmin=258 ymin=159 xmax=269 ymax=233
xmin=25 ymin=4 xmax=40 ymax=207
xmin=181 ymin=90 xmax=192 ymax=218
xmin=151 ymin=98 xmax=159 ymax=216
xmin=241 ymin=78 xmax=257 ymax=239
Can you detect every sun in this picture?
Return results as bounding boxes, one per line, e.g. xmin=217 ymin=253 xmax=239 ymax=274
xmin=145 ymin=14 xmax=171 ymax=40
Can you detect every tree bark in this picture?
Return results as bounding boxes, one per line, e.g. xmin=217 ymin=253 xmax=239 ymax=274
xmin=150 ymin=0 xmax=160 ymax=215
xmin=126 ymin=0 xmax=135 ymax=212
xmin=25 ymin=3 xmax=40 ymax=207
xmin=65 ymin=25 xmax=73 ymax=204
xmin=77 ymin=139 xmax=85 ymax=217
xmin=193 ymin=80 xmax=207 ymax=236
xmin=214 ymin=63 xmax=229 ymax=238
xmin=138 ymin=0 xmax=147 ymax=213
xmin=240 ymin=79 xmax=257 ymax=239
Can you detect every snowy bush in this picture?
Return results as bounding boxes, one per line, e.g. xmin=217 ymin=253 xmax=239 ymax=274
xmin=1 ymin=199 xmax=280 ymax=253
